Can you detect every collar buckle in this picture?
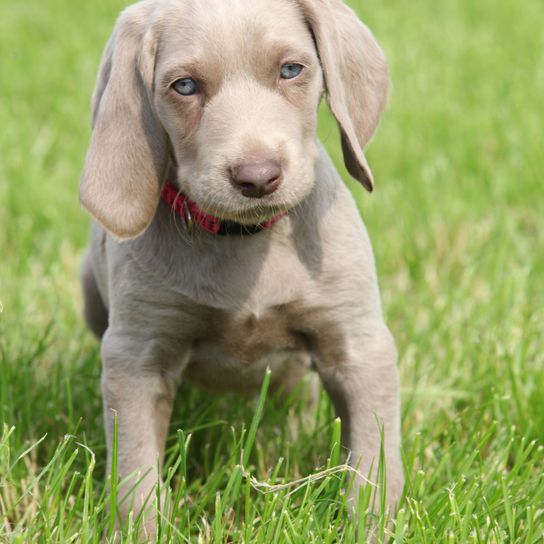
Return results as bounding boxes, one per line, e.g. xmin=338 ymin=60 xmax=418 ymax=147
xmin=182 ymin=200 xmax=194 ymax=234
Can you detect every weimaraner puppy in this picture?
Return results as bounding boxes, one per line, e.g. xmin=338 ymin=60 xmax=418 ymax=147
xmin=80 ymin=0 xmax=403 ymax=532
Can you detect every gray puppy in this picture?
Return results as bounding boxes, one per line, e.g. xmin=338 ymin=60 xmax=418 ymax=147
xmin=80 ymin=0 xmax=403 ymax=532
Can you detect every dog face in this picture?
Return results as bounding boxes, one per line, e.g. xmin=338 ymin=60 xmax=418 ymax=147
xmin=154 ymin=0 xmax=323 ymax=223
xmin=80 ymin=0 xmax=389 ymax=239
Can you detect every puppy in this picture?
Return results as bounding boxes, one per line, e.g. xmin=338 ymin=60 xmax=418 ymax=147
xmin=80 ymin=0 xmax=403 ymax=532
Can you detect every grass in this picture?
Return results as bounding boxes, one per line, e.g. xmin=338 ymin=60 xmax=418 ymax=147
xmin=1 ymin=0 xmax=543 ymax=541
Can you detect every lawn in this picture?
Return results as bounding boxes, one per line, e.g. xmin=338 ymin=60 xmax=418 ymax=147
xmin=1 ymin=0 xmax=543 ymax=542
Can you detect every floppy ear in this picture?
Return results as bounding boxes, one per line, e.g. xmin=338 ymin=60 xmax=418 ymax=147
xmin=298 ymin=0 xmax=389 ymax=191
xmin=80 ymin=5 xmax=168 ymax=239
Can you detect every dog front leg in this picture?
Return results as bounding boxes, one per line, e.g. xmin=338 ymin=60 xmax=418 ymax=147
xmin=316 ymin=324 xmax=404 ymax=514
xmin=100 ymin=332 xmax=184 ymax=536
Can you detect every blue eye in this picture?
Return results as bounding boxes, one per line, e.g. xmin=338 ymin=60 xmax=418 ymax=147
xmin=172 ymin=78 xmax=197 ymax=96
xmin=280 ymin=63 xmax=303 ymax=80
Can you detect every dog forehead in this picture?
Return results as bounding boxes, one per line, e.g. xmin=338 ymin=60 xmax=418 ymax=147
xmin=157 ymin=0 xmax=312 ymax=59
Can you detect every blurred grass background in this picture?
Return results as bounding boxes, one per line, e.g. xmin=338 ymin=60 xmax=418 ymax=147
xmin=1 ymin=0 xmax=543 ymax=541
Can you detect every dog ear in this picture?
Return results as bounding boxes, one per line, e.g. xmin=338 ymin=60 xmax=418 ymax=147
xmin=298 ymin=0 xmax=389 ymax=191
xmin=80 ymin=5 xmax=168 ymax=239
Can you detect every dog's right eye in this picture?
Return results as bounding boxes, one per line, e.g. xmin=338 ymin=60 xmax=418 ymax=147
xmin=280 ymin=63 xmax=303 ymax=80
xmin=172 ymin=78 xmax=197 ymax=96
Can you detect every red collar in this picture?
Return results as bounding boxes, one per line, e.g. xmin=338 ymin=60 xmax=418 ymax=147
xmin=161 ymin=182 xmax=286 ymax=235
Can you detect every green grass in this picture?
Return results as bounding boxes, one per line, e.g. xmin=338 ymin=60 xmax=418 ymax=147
xmin=1 ymin=0 xmax=543 ymax=541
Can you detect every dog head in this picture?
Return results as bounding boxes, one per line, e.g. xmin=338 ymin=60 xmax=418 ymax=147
xmin=80 ymin=0 xmax=389 ymax=239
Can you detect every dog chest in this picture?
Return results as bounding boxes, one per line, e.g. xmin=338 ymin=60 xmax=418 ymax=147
xmin=182 ymin=304 xmax=313 ymax=392
xmin=208 ymin=306 xmax=308 ymax=364
xmin=182 ymin=298 xmax=349 ymax=393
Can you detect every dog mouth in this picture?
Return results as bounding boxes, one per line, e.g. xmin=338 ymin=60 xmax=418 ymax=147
xmin=197 ymin=200 xmax=291 ymax=225
xmin=173 ymin=167 xmax=309 ymax=225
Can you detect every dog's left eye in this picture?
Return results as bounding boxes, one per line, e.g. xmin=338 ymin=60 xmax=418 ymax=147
xmin=280 ymin=63 xmax=303 ymax=80
xmin=172 ymin=78 xmax=198 ymax=96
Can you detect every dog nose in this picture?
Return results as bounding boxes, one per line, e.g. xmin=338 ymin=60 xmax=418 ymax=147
xmin=231 ymin=159 xmax=282 ymax=198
